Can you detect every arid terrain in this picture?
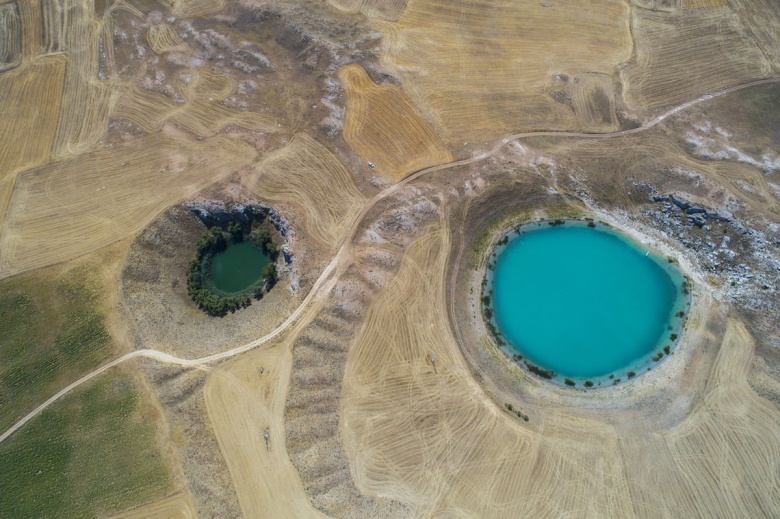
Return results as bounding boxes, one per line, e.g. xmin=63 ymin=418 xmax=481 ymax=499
xmin=1 ymin=0 xmax=779 ymax=517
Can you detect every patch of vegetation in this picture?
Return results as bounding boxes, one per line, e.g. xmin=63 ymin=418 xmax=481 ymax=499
xmin=186 ymin=220 xmax=280 ymax=316
xmin=548 ymin=219 xmax=565 ymax=226
xmin=524 ymin=362 xmax=554 ymax=380
xmin=0 ymin=372 xmax=170 ymax=518
xmin=664 ymin=345 xmax=671 ymax=355
xmin=469 ymin=209 xmax=530 ymax=269
xmin=676 ymin=311 xmax=685 ymax=318
xmin=612 ymin=378 xmax=621 ymax=385
xmin=670 ymin=333 xmax=678 ymax=341
xmin=681 ymin=280 xmax=690 ymax=295
xmin=587 ymin=221 xmax=596 ymax=228
xmin=504 ymin=403 xmax=529 ymax=422
xmin=584 ymin=380 xmax=594 ymax=388
xmin=564 ymin=379 xmax=576 ymax=387
xmin=627 ymin=371 xmax=636 ymax=379
xmin=0 ymin=267 xmax=114 ymax=432
xmin=652 ymin=352 xmax=665 ymax=362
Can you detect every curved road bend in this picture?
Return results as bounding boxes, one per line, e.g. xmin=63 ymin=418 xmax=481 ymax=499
xmin=2 ymin=76 xmax=779 ymax=445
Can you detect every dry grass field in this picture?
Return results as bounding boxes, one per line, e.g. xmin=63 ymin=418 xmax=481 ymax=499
xmin=0 ymin=136 xmax=256 ymax=278
xmin=327 ymin=0 xmax=408 ymax=21
xmin=621 ymin=8 xmax=772 ymax=114
xmin=204 ymin=336 xmax=327 ymax=519
xmin=565 ymin=73 xmax=619 ymax=132
xmin=113 ymin=70 xmax=277 ymax=137
xmin=0 ymin=55 xmax=66 ymax=186
xmin=247 ymin=133 xmax=366 ymax=250
xmin=146 ymin=24 xmax=189 ymax=55
xmin=0 ymin=54 xmax=66 ymax=233
xmin=109 ymin=493 xmax=196 ymax=519
xmin=339 ymin=64 xmax=453 ymax=181
xmin=727 ymin=0 xmax=780 ymax=70
xmin=373 ymin=0 xmax=631 ymax=143
xmin=0 ymin=2 xmax=21 ymax=72
xmin=682 ymin=0 xmax=726 ymax=9
xmin=341 ymin=227 xmax=780 ymax=517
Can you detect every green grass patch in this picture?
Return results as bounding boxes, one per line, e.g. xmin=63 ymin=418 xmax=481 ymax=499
xmin=0 ymin=265 xmax=115 ymax=432
xmin=0 ymin=371 xmax=171 ymax=518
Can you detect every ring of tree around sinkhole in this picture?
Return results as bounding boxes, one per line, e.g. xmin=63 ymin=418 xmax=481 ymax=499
xmin=480 ymin=219 xmax=692 ymax=389
xmin=186 ymin=218 xmax=280 ymax=317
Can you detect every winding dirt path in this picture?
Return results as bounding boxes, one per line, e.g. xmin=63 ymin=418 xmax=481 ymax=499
xmin=2 ymin=76 xmax=778 ymax=445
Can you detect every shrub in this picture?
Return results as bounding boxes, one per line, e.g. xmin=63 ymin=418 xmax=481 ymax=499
xmin=612 ymin=378 xmax=621 ymax=385
xmin=663 ymin=346 xmax=671 ymax=355
xmin=584 ymin=380 xmax=593 ymax=388
xmin=652 ymin=352 xmax=664 ymax=362
xmin=587 ymin=221 xmax=596 ymax=228
xmin=564 ymin=379 xmax=575 ymax=387
xmin=627 ymin=371 xmax=635 ymax=379
xmin=505 ymin=403 xmax=513 ymax=411
xmin=525 ymin=363 xmax=554 ymax=380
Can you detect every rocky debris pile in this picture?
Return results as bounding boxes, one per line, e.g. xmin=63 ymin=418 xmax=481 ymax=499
xmin=186 ymin=200 xmax=293 ymax=265
xmin=644 ymin=193 xmax=778 ymax=318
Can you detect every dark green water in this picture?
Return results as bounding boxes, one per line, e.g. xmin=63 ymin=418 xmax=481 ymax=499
xmin=487 ymin=221 xmax=689 ymax=386
xmin=209 ymin=242 xmax=270 ymax=293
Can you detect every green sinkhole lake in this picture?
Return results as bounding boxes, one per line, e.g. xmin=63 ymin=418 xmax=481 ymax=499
xmin=487 ymin=222 xmax=689 ymax=385
xmin=209 ymin=242 xmax=270 ymax=293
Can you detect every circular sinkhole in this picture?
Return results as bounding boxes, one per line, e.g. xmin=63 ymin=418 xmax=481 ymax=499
xmin=482 ymin=220 xmax=690 ymax=388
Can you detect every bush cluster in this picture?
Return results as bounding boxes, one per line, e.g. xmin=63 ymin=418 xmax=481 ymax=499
xmin=524 ymin=362 xmax=554 ymax=380
xmin=186 ymin=223 xmax=280 ymax=316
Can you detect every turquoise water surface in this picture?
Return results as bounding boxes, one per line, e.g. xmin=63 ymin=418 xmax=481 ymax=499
xmin=487 ymin=222 xmax=688 ymax=386
xmin=210 ymin=242 xmax=270 ymax=293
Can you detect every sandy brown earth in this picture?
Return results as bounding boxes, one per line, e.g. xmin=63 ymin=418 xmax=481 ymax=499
xmin=1 ymin=0 xmax=780 ymax=517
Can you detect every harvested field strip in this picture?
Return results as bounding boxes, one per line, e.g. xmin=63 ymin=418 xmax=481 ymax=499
xmin=0 ymin=55 xmax=67 ymax=179
xmin=248 ymin=133 xmax=365 ymax=250
xmin=205 ymin=338 xmax=327 ymax=518
xmin=146 ymin=23 xmax=188 ymax=54
xmin=328 ymin=0 xmax=409 ymax=21
xmin=727 ymin=0 xmax=780 ymax=70
xmin=17 ymin=0 xmax=43 ymax=58
xmin=110 ymin=493 xmax=196 ymax=519
xmin=339 ymin=64 xmax=453 ymax=181
xmin=0 ymin=136 xmax=257 ymax=278
xmin=375 ymin=0 xmax=631 ymax=142
xmin=621 ymin=8 xmax=771 ymax=113
xmin=565 ymin=73 xmax=618 ymax=132
xmin=161 ymin=0 xmax=225 ymax=18
xmin=114 ymin=71 xmax=275 ymax=137
xmin=0 ymin=2 xmax=22 ymax=72
xmin=51 ymin=0 xmax=115 ymax=158
xmin=341 ymin=228 xmax=780 ymax=517
xmin=682 ymin=0 xmax=726 ymax=8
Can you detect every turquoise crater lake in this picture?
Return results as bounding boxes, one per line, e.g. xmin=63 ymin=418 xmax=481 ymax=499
xmin=486 ymin=221 xmax=689 ymax=386
xmin=210 ymin=242 xmax=270 ymax=293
